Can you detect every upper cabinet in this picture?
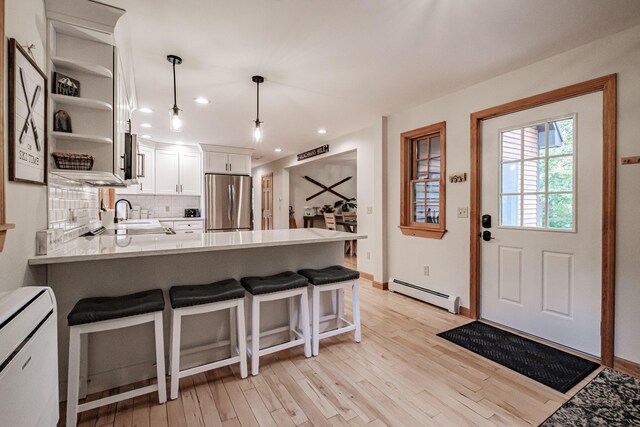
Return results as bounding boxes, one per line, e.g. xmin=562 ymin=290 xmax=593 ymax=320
xmin=205 ymin=151 xmax=251 ymax=175
xmin=155 ymin=148 xmax=202 ymax=196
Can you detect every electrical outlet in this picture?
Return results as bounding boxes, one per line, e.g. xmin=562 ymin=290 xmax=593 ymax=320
xmin=457 ymin=207 xmax=469 ymax=218
xmin=367 ymin=252 xmax=371 ymax=260
xmin=423 ymin=265 xmax=429 ymax=276
xmin=165 ymin=206 xmax=170 ymax=212
xmin=367 ymin=206 xmax=373 ymax=214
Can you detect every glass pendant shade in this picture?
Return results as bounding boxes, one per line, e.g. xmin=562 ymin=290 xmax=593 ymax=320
xmin=170 ymin=105 xmax=182 ymax=132
xmin=253 ymin=120 xmax=263 ymax=142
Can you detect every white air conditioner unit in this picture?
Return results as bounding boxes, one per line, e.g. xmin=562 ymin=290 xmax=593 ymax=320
xmin=389 ymin=277 xmax=459 ymax=314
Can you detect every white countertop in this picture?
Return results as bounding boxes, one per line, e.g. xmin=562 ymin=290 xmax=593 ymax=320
xmin=28 ymin=228 xmax=366 ymax=265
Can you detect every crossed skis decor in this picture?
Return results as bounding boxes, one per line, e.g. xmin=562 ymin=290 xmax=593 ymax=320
xmin=305 ymin=176 xmax=352 ymax=201
xmin=8 ymin=39 xmax=48 ymax=184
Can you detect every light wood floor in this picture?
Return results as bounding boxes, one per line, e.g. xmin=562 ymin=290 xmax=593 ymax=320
xmin=58 ymin=279 xmax=600 ymax=427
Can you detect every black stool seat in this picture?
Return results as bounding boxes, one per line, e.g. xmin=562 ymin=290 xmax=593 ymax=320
xmin=298 ymin=265 xmax=360 ymax=285
xmin=170 ymin=279 xmax=245 ymax=309
xmin=68 ymin=289 xmax=165 ymax=326
xmin=241 ymin=271 xmax=308 ymax=295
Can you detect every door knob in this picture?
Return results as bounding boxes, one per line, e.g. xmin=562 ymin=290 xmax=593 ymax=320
xmin=482 ymin=230 xmax=495 ymax=242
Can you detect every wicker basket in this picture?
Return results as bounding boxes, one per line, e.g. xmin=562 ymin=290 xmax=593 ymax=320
xmin=52 ymin=152 xmax=94 ymax=171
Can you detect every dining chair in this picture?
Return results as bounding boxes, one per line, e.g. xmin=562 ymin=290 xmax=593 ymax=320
xmin=324 ymin=213 xmax=337 ymax=230
xmin=341 ymin=212 xmax=357 ymax=255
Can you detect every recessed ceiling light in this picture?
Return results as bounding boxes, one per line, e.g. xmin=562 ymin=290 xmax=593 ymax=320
xmin=194 ymin=97 xmax=211 ymax=104
xmin=141 ymin=135 xmax=152 ymax=139
xmin=317 ymin=128 xmax=327 ymax=134
xmin=138 ymin=107 xmax=153 ymax=114
xmin=140 ymin=123 xmax=152 ymax=128
xmin=274 ymin=148 xmax=282 ymax=152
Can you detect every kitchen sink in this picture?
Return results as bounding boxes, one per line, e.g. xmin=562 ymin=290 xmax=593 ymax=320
xmin=102 ymin=226 xmax=175 ymax=236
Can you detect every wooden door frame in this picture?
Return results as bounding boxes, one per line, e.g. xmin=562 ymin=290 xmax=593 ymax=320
xmin=469 ymin=74 xmax=617 ymax=367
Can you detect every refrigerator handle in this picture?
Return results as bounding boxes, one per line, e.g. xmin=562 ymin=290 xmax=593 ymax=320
xmin=230 ymin=184 xmax=235 ymax=223
xmin=227 ymin=184 xmax=232 ymax=221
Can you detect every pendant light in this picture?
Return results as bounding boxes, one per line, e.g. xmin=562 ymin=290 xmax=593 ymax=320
xmin=167 ymin=54 xmax=183 ymax=132
xmin=252 ymin=75 xmax=264 ymax=142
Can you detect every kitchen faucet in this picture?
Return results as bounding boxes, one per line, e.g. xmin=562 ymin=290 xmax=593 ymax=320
xmin=114 ymin=199 xmax=132 ymax=223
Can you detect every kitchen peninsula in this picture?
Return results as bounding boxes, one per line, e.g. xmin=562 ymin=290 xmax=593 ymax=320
xmin=29 ymin=228 xmax=366 ymax=396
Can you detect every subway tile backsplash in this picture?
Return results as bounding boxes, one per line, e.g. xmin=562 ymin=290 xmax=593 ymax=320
xmin=48 ymin=176 xmax=100 ymax=241
xmin=115 ymin=193 xmax=201 ymax=218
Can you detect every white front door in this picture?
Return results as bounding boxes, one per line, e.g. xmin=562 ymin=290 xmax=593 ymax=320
xmin=480 ymin=93 xmax=602 ymax=356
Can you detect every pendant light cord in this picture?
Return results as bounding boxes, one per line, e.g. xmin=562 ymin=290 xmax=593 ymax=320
xmin=172 ymin=60 xmax=178 ymax=108
xmin=256 ymin=80 xmax=260 ymax=124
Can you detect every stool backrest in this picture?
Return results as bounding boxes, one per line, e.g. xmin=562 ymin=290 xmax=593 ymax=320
xmin=324 ymin=213 xmax=337 ymax=230
xmin=341 ymin=212 xmax=357 ymax=221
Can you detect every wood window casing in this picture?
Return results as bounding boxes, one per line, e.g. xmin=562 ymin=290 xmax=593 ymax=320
xmin=0 ymin=0 xmax=15 ymax=252
xmin=400 ymin=121 xmax=446 ymax=239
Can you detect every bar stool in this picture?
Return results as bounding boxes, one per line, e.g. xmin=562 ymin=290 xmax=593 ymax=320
xmin=241 ymin=271 xmax=311 ymax=375
xmin=66 ymin=289 xmax=166 ymax=427
xmin=168 ymin=279 xmax=247 ymax=399
xmin=298 ymin=266 xmax=361 ymax=356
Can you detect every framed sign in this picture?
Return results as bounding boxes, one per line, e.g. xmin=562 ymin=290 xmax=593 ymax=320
xmin=8 ymin=38 xmax=48 ymax=184
xmin=297 ymin=144 xmax=329 ymax=161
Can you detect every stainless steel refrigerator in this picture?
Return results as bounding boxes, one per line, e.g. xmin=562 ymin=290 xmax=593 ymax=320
xmin=205 ymin=174 xmax=252 ymax=231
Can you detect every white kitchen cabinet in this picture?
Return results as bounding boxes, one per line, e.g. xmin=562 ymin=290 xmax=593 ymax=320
xmin=205 ymin=152 xmax=230 ymax=174
xmin=137 ymin=145 xmax=155 ymax=194
xmin=179 ymin=152 xmax=202 ymax=195
xmin=228 ymin=154 xmax=252 ymax=175
xmin=205 ymin=152 xmax=251 ymax=175
xmin=155 ymin=149 xmax=201 ymax=195
xmin=155 ymin=150 xmax=179 ymax=194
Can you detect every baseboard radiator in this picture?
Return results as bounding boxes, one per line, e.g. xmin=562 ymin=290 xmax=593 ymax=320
xmin=389 ymin=277 xmax=459 ymax=314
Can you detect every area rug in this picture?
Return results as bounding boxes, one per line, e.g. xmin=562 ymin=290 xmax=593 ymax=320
xmin=437 ymin=321 xmax=598 ymax=392
xmin=541 ymin=368 xmax=640 ymax=426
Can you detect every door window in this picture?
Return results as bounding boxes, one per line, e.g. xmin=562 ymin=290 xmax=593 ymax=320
xmin=499 ymin=116 xmax=575 ymax=230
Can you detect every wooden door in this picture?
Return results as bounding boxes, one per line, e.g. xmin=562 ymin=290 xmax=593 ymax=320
xmin=261 ymin=174 xmax=273 ymax=230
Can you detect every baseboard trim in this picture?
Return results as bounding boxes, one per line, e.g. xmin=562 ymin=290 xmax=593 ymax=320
xmin=459 ymin=306 xmax=471 ymax=317
xmin=614 ymin=356 xmax=640 ymax=378
xmin=360 ymin=272 xmax=374 ymax=281
xmin=373 ymin=281 xmax=388 ymax=290
xmin=360 ymin=271 xmax=387 ymax=290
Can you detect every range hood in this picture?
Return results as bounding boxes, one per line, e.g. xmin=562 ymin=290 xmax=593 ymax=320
xmin=50 ymin=170 xmax=126 ymax=187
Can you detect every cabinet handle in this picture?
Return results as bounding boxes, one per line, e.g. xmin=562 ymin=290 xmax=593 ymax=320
xmin=176 ymin=184 xmax=179 ymax=193
xmin=140 ymin=183 xmax=142 ymax=191
xmin=180 ymin=184 xmax=183 ymax=193
xmin=137 ymin=153 xmax=145 ymax=178
xmin=225 ymin=163 xmax=228 ymax=172
xmin=229 ymin=163 xmax=232 ymax=172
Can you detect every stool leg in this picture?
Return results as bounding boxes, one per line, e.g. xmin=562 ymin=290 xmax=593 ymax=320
xmin=312 ymin=286 xmax=320 ymax=356
xmin=251 ymin=296 xmax=260 ymax=376
xmin=352 ymin=280 xmax=362 ymax=343
xmin=236 ymin=300 xmax=248 ymax=379
xmin=154 ymin=312 xmax=167 ymax=404
xmin=288 ymin=296 xmax=296 ymax=341
xmin=301 ymin=288 xmax=311 ymax=358
xmin=230 ymin=306 xmax=237 ymax=357
xmin=170 ymin=310 xmax=182 ymax=400
xmin=66 ymin=327 xmax=81 ymax=427
xmin=337 ymin=288 xmax=345 ymax=322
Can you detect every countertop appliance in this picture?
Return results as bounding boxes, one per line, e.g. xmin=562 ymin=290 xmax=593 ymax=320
xmin=205 ymin=174 xmax=252 ymax=231
xmin=184 ymin=208 xmax=200 ymax=218
xmin=0 ymin=287 xmax=58 ymax=427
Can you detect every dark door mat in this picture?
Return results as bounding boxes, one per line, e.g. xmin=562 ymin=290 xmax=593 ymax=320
xmin=541 ymin=368 xmax=640 ymax=426
xmin=437 ymin=321 xmax=598 ymax=393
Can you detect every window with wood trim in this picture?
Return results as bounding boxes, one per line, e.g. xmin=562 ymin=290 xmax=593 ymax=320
xmin=400 ymin=122 xmax=446 ymax=239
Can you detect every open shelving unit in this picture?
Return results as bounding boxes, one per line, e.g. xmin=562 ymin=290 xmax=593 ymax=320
xmin=51 ymin=56 xmax=113 ymax=78
xmin=51 ymin=94 xmax=113 ymax=111
xmin=50 ymin=131 xmax=113 ymax=145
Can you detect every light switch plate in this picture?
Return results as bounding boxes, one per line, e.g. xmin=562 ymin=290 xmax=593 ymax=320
xmin=367 ymin=206 xmax=373 ymax=214
xmin=457 ymin=207 xmax=469 ymax=218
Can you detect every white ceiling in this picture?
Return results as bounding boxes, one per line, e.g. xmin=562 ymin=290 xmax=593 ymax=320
xmin=104 ymin=0 xmax=640 ymax=165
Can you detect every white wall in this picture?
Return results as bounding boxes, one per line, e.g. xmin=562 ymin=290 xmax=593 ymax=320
xmin=0 ymin=0 xmax=47 ymax=291
xmin=385 ymin=25 xmax=640 ymax=363
xmin=253 ymin=125 xmax=384 ymax=280
xmin=288 ymin=156 xmax=357 ymax=228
